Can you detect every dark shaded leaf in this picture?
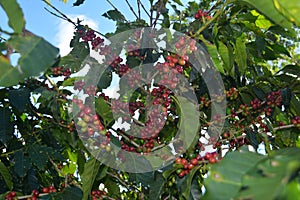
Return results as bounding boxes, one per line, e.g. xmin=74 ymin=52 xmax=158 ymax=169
xmin=14 ymin=151 xmax=31 ymax=177
xmin=0 ymin=161 xmax=13 ymax=190
xmin=8 ymin=88 xmax=30 ymax=113
xmin=102 ymin=10 xmax=126 ymax=22
xmin=73 ymin=0 xmax=85 ymax=6
xmin=81 ymin=157 xmax=101 ymax=200
xmin=0 ymin=107 xmax=14 ymax=144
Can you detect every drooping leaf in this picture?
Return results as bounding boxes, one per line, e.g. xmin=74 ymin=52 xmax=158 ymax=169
xmin=235 ymin=36 xmax=247 ymax=74
xmin=273 ymin=0 xmax=300 ymax=27
xmin=0 ymin=161 xmax=13 ymax=190
xmin=81 ymin=157 xmax=101 ymax=200
xmin=181 ymin=165 xmax=201 ymax=199
xmin=149 ymin=171 xmax=165 ymax=200
xmin=0 ymin=0 xmax=25 ymax=33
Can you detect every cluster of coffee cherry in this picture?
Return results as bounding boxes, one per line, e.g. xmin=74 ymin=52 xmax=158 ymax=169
xmin=174 ymin=151 xmax=220 ymax=178
xmin=151 ymin=85 xmax=173 ymax=108
xmin=291 ymin=116 xmax=300 ymax=128
xmin=5 ymin=186 xmax=108 ymax=200
xmin=194 ymin=9 xmax=212 ymax=20
xmin=91 ymin=190 xmax=107 ymax=200
xmin=51 ymin=66 xmax=71 ymax=77
xmin=226 ymin=87 xmax=239 ymax=100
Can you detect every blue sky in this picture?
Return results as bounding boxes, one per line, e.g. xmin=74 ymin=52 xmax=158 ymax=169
xmin=1 ymin=0 xmax=152 ymax=56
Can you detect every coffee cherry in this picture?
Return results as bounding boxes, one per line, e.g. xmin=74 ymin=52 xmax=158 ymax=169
xmin=190 ymin=158 xmax=198 ymax=165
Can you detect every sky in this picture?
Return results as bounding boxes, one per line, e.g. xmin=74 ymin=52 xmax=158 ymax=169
xmin=1 ymin=0 xmax=151 ymax=56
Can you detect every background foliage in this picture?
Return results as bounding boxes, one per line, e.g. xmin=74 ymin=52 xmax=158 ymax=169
xmin=0 ymin=0 xmax=300 ymax=199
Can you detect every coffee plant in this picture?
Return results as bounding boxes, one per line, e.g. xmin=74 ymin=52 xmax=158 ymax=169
xmin=0 ymin=0 xmax=300 ymax=199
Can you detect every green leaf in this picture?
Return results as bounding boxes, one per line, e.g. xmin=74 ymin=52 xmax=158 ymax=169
xmin=233 ymin=0 xmax=295 ymax=35
xmin=73 ymin=0 xmax=85 ymax=6
xmin=8 ymin=88 xmax=30 ymax=113
xmin=182 ymin=166 xmax=201 ymax=199
xmin=81 ymin=157 xmax=101 ymax=200
xmin=0 ymin=34 xmax=59 ymax=87
xmin=8 ymin=34 xmax=59 ymax=76
xmin=149 ymin=171 xmax=165 ymax=200
xmin=176 ymin=96 xmax=200 ymax=149
xmin=199 ymin=36 xmax=225 ymax=74
xmin=0 ymin=0 xmax=25 ymax=33
xmin=0 ymin=56 xmax=23 ymax=87
xmin=29 ymin=144 xmax=52 ymax=170
xmin=236 ymin=148 xmax=300 ymax=199
xmin=60 ymin=186 xmax=83 ymax=200
xmin=235 ymin=36 xmax=247 ymax=74
xmin=62 ymin=77 xmax=77 ymax=87
xmin=62 ymin=163 xmax=77 ymax=175
xmin=14 ymin=151 xmax=31 ymax=177
xmin=0 ymin=107 xmax=14 ymax=144
xmin=279 ymin=65 xmax=300 ymax=77
xmin=0 ymin=161 xmax=13 ymax=190
xmin=273 ymin=0 xmax=300 ymax=27
xmin=218 ymin=42 xmax=233 ymax=76
xmin=172 ymin=0 xmax=183 ymax=6
xmin=102 ymin=10 xmax=126 ymax=22
xmin=203 ymin=150 xmax=265 ymax=200
xmin=95 ymin=97 xmax=114 ymax=126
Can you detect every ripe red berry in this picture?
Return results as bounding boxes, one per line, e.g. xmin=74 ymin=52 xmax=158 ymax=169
xmin=190 ymin=158 xmax=198 ymax=165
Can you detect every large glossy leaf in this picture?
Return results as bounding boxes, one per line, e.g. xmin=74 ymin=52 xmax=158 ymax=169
xmin=236 ymin=148 xmax=300 ymax=199
xmin=203 ymin=150 xmax=265 ymax=200
xmin=81 ymin=157 xmax=101 ymax=200
xmin=0 ymin=0 xmax=25 ymax=33
xmin=0 ymin=161 xmax=13 ymax=190
xmin=0 ymin=34 xmax=59 ymax=87
xmin=232 ymin=0 xmax=295 ymax=35
xmin=273 ymin=0 xmax=300 ymax=27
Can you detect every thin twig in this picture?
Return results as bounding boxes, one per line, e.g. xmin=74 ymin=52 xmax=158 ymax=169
xmin=137 ymin=0 xmax=151 ymax=18
xmin=110 ymin=127 xmax=141 ymax=148
xmin=137 ymin=0 xmax=141 ymax=19
xmin=125 ymin=0 xmax=139 ymax=19
xmin=273 ymin=124 xmax=295 ymax=131
xmin=105 ymin=0 xmax=118 ymax=10
xmin=42 ymin=0 xmax=76 ymax=26
xmin=45 ymin=74 xmax=59 ymax=92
